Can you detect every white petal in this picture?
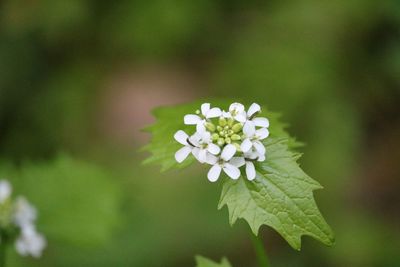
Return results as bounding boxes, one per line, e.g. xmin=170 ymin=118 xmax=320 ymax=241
xmin=201 ymin=103 xmax=210 ymax=116
xmin=253 ymin=117 xmax=269 ymax=128
xmin=240 ymin=138 xmax=252 ymax=153
xmin=196 ymin=121 xmax=207 ymax=133
xmin=244 ymin=151 xmax=258 ymax=160
xmin=174 ymin=130 xmax=188 ymax=145
xmin=222 ymin=111 xmax=232 ymax=118
xmin=256 ymin=128 xmax=270 ymax=140
xmin=247 ymin=103 xmax=261 ymax=118
xmin=175 ymin=147 xmax=192 ymax=163
xmin=207 ymin=143 xmax=221 ymax=155
xmin=16 ymin=226 xmax=46 ymax=257
xmin=257 ymin=154 xmax=266 ymax=162
xmin=243 ymin=121 xmax=256 ymax=137
xmin=246 ymin=161 xmax=256 ymax=181
xmin=208 ymin=165 xmax=222 ymax=182
xmin=184 ymin=114 xmax=202 ymax=125
xmin=223 ymin=163 xmax=241 ymax=179
xmin=205 ymin=154 xmax=218 ymax=165
xmin=234 ymin=112 xmax=247 ymax=123
xmin=230 ymin=157 xmax=245 ymax=167
xmin=206 ymin=107 xmax=222 ymax=118
xmin=198 ymin=149 xmax=208 ymax=163
xmin=254 ymin=141 xmax=266 ymax=155
xmin=191 ymin=147 xmax=201 ymax=161
xmin=13 ymin=197 xmax=37 ymax=227
xmin=189 ymin=133 xmax=201 ymax=147
xmin=221 ymin=144 xmax=236 ymax=161
xmin=200 ymin=131 xmax=211 ymax=143
xmin=229 ymin=103 xmax=245 ymax=113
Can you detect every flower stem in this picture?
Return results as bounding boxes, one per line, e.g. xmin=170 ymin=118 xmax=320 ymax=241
xmin=249 ymin=231 xmax=270 ymax=267
xmin=0 ymin=243 xmax=6 ymax=267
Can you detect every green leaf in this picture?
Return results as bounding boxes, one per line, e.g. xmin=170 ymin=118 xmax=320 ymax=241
xmin=195 ymin=255 xmax=232 ymax=267
xmin=218 ymin=138 xmax=335 ymax=250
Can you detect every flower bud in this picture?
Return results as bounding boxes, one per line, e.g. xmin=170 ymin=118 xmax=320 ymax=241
xmin=217 ymin=126 xmax=223 ymax=132
xmin=219 ymin=117 xmax=227 ymax=127
xmin=217 ymin=138 xmax=225 ymax=146
xmin=232 ymin=123 xmax=243 ymax=133
xmin=227 ymin=118 xmax=234 ymax=127
xmin=212 ymin=133 xmax=219 ymax=141
xmin=205 ymin=122 xmax=216 ymax=132
xmin=231 ymin=134 xmax=241 ymax=141
xmin=225 ymin=137 xmax=231 ymax=144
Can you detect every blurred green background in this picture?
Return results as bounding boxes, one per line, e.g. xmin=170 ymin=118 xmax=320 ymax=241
xmin=0 ymin=0 xmax=399 ymax=266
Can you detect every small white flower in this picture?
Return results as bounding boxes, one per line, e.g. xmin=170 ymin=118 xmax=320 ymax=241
xmin=246 ymin=103 xmax=270 ymax=128
xmin=0 ymin=180 xmax=12 ymax=204
xmin=244 ymin=150 xmax=266 ymax=162
xmin=13 ymin=197 xmax=37 ymax=228
xmin=240 ymin=122 xmax=269 ymax=155
xmin=184 ymin=103 xmax=222 ymax=132
xmin=0 ymin=179 xmax=46 ymax=258
xmin=226 ymin=103 xmax=247 ymax=123
xmin=189 ymin=131 xmax=221 ymax=163
xmin=15 ymin=224 xmax=46 ymax=258
xmin=228 ymin=154 xmax=258 ymax=181
xmin=207 ymin=144 xmax=243 ymax=182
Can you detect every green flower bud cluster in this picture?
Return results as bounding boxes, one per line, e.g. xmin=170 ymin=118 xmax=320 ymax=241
xmin=206 ymin=117 xmax=244 ymax=150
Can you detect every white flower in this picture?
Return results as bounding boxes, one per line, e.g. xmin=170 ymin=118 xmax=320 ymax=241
xmin=246 ymin=103 xmax=270 ymax=128
xmin=227 ymin=152 xmax=259 ymax=181
xmin=207 ymin=144 xmax=243 ymax=182
xmin=15 ymin=224 xmax=46 ymax=258
xmin=189 ymin=131 xmax=221 ymax=163
xmin=184 ymin=103 xmax=222 ymax=132
xmin=13 ymin=197 xmax=37 ymax=228
xmin=175 ymin=102 xmax=271 ymax=182
xmin=174 ymin=130 xmax=220 ymax=163
xmin=240 ymin=121 xmax=269 ymax=155
xmin=0 ymin=180 xmax=12 ymax=204
xmin=243 ymin=151 xmax=266 ymax=181
xmin=224 ymin=103 xmax=247 ymax=123
xmin=0 ymin=179 xmax=46 ymax=258
xmin=174 ymin=130 xmax=196 ymax=163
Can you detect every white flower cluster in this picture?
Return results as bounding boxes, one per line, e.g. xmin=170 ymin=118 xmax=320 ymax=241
xmin=174 ymin=103 xmax=269 ymax=182
xmin=0 ymin=180 xmax=46 ymax=258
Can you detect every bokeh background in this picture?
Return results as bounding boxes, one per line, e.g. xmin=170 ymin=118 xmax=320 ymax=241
xmin=1 ymin=0 xmax=400 ymax=266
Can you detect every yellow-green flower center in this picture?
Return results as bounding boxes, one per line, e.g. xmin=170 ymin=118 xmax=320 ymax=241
xmin=205 ymin=117 xmax=244 ymax=149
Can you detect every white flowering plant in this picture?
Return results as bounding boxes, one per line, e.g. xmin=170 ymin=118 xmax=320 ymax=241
xmin=143 ymin=101 xmax=334 ymax=266
xmin=0 ymin=180 xmax=46 ymax=264
xmin=175 ymin=102 xmax=269 ymax=182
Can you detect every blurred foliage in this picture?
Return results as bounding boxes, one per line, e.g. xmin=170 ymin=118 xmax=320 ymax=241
xmin=195 ymin=256 xmax=232 ymax=267
xmin=0 ymin=155 xmax=122 ymax=266
xmin=0 ymin=0 xmax=399 ymax=266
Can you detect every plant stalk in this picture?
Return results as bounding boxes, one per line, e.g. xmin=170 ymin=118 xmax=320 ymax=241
xmin=250 ymin=231 xmax=270 ymax=267
xmin=0 ymin=243 xmax=6 ymax=267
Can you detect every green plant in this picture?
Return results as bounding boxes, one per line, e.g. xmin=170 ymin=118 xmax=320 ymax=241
xmin=143 ymin=100 xmax=334 ymax=266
